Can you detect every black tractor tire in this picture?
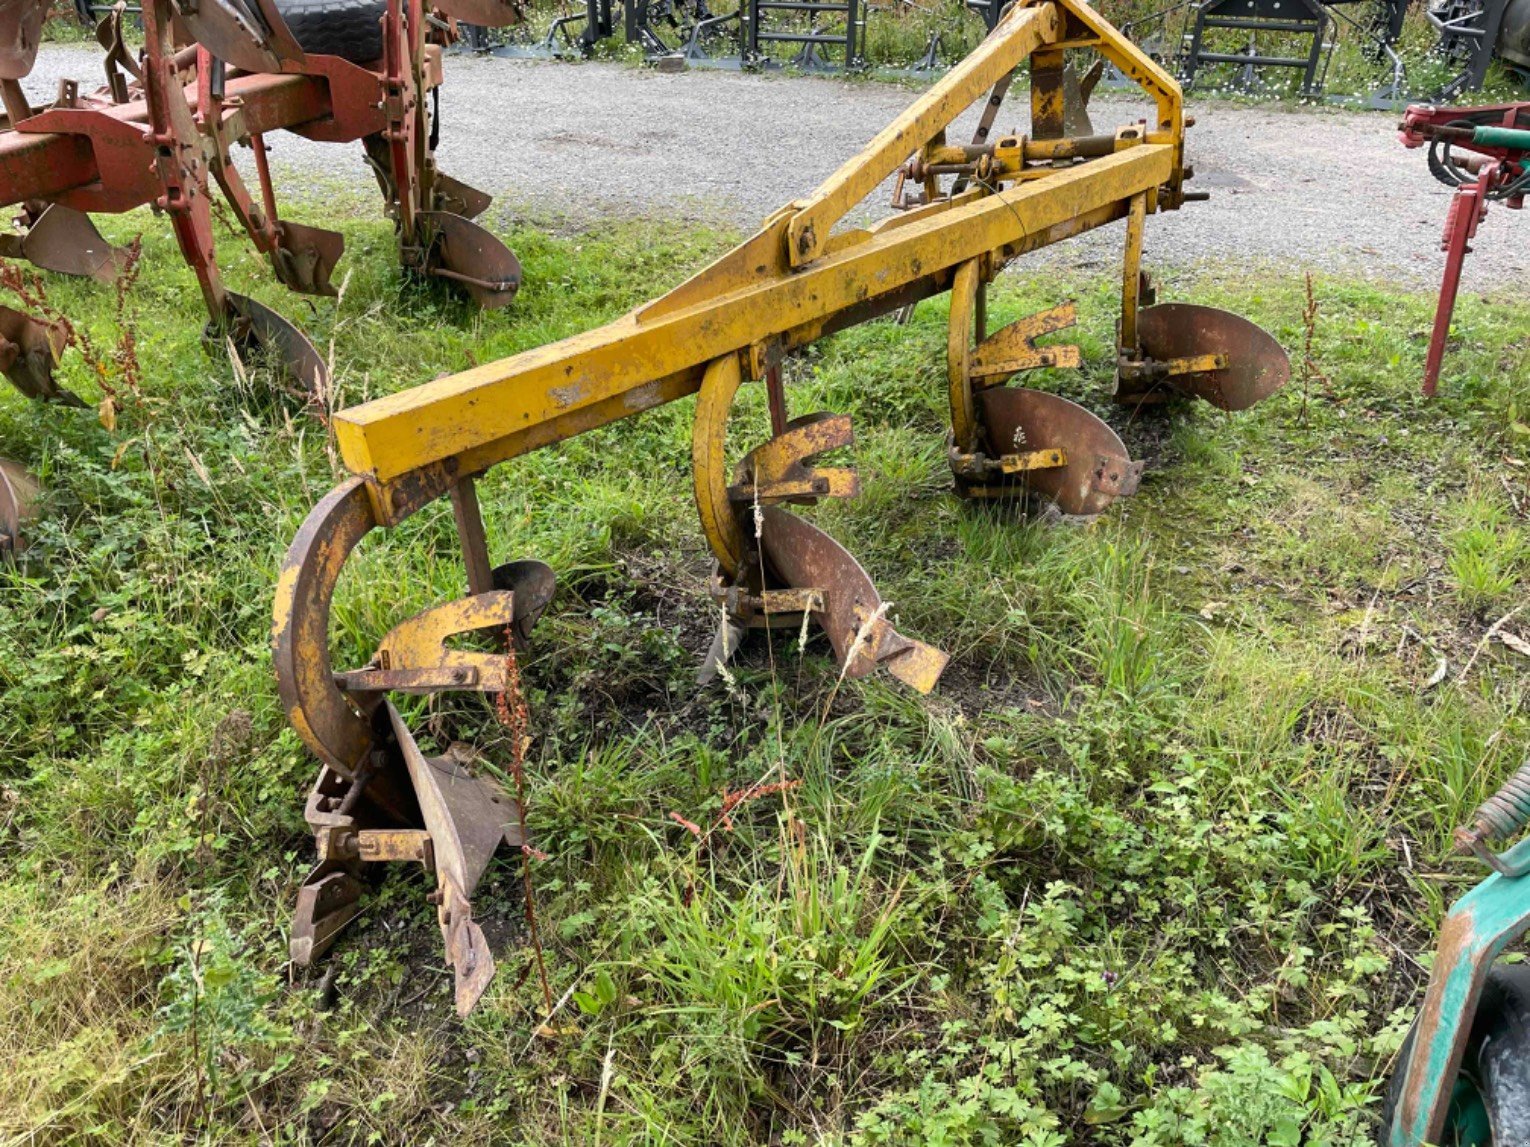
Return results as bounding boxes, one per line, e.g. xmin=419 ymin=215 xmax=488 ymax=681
xmin=1379 ymin=964 xmax=1530 ymax=1145
xmin=1501 ymin=0 xmax=1530 ymax=72
xmin=274 ymin=0 xmax=386 ymax=65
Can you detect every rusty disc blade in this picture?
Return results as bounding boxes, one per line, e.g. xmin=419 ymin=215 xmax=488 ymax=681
xmin=1136 ymin=303 xmax=1291 ymax=412
xmin=226 ymin=292 xmax=328 ymax=395
xmin=977 ymin=386 xmax=1142 ymax=517
xmin=0 ymin=457 xmax=39 ymax=553
xmin=19 ymin=205 xmax=128 ymax=283
xmin=0 ymin=0 xmax=49 ymax=80
xmin=0 ymin=303 xmax=75 ymax=404
xmin=173 ymin=0 xmax=306 ymax=74
xmin=757 ymin=506 xmax=883 ymax=678
xmin=752 ymin=504 xmax=951 ymax=690
xmin=491 ymin=559 xmax=556 ymax=646
xmin=417 ymin=211 xmax=522 ymax=311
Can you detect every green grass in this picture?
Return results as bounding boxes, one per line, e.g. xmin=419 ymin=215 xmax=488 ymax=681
xmin=1 ymin=190 xmax=1527 ymax=1144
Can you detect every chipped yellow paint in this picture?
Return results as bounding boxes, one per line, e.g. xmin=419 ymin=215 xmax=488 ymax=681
xmin=691 ymin=354 xmax=748 ymax=577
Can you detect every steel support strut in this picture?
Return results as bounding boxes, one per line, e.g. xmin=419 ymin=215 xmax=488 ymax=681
xmin=137 ymin=0 xmax=234 ymax=334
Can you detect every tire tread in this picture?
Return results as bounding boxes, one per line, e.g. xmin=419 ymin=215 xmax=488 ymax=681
xmin=275 ymin=0 xmax=386 ymax=64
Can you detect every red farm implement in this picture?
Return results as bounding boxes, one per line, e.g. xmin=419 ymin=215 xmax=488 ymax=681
xmin=0 ymin=0 xmax=525 ymax=551
xmin=1399 ymin=101 xmax=1529 ymax=396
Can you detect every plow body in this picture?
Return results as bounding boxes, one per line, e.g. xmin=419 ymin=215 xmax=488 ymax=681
xmin=273 ymin=0 xmax=1291 ymax=1012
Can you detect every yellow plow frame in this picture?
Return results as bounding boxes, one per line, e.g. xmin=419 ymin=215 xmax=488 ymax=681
xmin=273 ymin=0 xmax=1291 ymax=1013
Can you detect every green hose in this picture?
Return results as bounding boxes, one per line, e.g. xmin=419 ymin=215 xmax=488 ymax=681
xmin=1474 ymin=124 xmax=1530 ymax=152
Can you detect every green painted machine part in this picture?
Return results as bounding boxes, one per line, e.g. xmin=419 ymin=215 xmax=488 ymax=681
xmin=1471 ymin=124 xmax=1530 ymax=150
xmin=1388 ymin=834 xmax=1530 ymax=1144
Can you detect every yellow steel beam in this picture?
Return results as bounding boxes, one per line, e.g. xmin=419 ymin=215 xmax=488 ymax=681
xmin=783 ymin=1 xmax=1061 ymax=267
xmin=947 ymin=257 xmax=982 ymax=455
xmin=1043 ymin=0 xmax=1183 ymax=170
xmin=334 ymin=142 xmax=1174 ymax=501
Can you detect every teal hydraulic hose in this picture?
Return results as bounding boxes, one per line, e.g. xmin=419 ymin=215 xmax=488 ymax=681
xmin=1474 ymin=124 xmax=1530 ymax=151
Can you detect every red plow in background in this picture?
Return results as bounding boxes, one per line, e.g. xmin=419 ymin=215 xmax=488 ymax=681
xmin=0 ymin=0 xmax=526 ymax=551
xmin=1399 ymin=101 xmax=1529 ymax=397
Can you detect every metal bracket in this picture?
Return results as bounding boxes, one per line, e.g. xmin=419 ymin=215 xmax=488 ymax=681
xmin=949 ymin=442 xmax=1068 ymax=481
xmin=1120 ymin=350 xmax=1230 ymax=385
xmin=334 ymin=589 xmax=519 ymax=695
xmin=729 ymin=413 xmax=859 ymax=505
xmin=709 ymin=576 xmax=826 ymax=625
xmin=318 ymin=823 xmax=434 ymax=865
xmin=969 ymin=301 xmax=1082 ymax=384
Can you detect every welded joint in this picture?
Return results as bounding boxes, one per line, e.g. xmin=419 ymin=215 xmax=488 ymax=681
xmin=745 ymin=337 xmax=784 ymax=381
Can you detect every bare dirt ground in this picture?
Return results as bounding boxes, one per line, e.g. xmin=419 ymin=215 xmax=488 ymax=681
xmin=22 ymin=45 xmax=1528 ymax=292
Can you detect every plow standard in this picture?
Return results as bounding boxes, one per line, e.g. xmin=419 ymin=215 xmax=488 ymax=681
xmin=0 ymin=0 xmax=525 ymax=550
xmin=272 ymin=0 xmax=1291 ymax=1014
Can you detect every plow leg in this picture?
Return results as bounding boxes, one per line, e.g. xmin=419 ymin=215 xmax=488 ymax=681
xmin=200 ymin=73 xmax=346 ymax=301
xmin=1424 ymin=177 xmax=1488 ymax=397
xmin=371 ymin=0 xmax=540 ymax=307
xmin=1118 ymin=189 xmax=1147 ymax=363
xmin=692 ymin=353 xmax=948 ymax=691
xmin=290 ymin=714 xmax=526 ymax=1015
xmin=140 ymin=0 xmax=327 ymax=393
xmin=1115 ymin=201 xmax=1288 ymax=411
xmin=362 ymin=134 xmax=522 ymax=310
xmin=140 ymin=0 xmax=227 ymax=324
xmin=275 ymin=473 xmax=554 ymax=1010
xmin=370 ymin=0 xmax=520 ymax=309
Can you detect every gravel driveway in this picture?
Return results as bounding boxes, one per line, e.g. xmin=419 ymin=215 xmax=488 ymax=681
xmin=20 ymin=45 xmax=1527 ymax=292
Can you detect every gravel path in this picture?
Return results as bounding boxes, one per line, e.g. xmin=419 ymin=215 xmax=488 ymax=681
xmin=20 ymin=44 xmax=1528 ymax=292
